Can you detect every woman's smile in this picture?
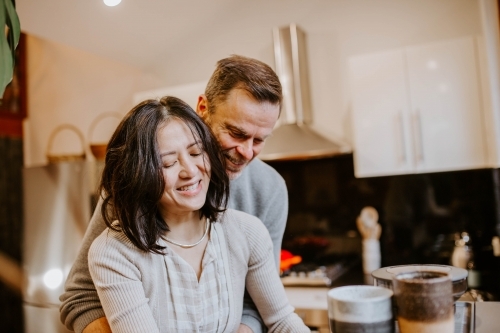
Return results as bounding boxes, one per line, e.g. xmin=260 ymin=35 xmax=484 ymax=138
xmin=176 ymin=180 xmax=202 ymax=195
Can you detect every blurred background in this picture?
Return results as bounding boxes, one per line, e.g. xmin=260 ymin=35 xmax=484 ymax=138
xmin=2 ymin=0 xmax=500 ymax=332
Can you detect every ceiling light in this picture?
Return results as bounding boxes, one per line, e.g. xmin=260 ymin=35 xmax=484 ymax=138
xmin=104 ymin=0 xmax=122 ymax=6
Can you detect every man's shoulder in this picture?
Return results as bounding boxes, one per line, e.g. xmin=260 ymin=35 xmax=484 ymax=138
xmin=229 ymin=159 xmax=287 ymax=216
xmin=238 ymin=159 xmax=285 ymax=188
xmin=247 ymin=158 xmax=280 ymax=176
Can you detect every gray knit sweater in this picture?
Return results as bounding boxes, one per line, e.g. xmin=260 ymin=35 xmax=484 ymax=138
xmin=88 ymin=209 xmax=308 ymax=333
xmin=60 ymin=159 xmax=288 ymax=333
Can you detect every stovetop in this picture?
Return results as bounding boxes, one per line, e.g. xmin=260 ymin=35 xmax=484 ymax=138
xmin=280 ymin=256 xmax=360 ymax=287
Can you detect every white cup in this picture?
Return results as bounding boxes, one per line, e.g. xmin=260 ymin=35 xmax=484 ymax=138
xmin=327 ymin=285 xmax=394 ymax=333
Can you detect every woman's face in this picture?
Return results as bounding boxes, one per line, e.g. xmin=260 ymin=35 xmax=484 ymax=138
xmin=157 ymin=118 xmax=211 ymax=219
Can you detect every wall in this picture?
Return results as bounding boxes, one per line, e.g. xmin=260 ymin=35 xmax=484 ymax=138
xmin=152 ymin=0 xmax=483 ymax=147
xmin=23 ymin=34 xmax=164 ymax=167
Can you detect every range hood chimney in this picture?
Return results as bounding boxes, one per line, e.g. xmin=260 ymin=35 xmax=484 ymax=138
xmin=259 ymin=24 xmax=349 ymax=161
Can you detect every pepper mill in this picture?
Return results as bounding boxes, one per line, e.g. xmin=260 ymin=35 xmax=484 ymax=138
xmin=356 ymin=206 xmax=382 ymax=285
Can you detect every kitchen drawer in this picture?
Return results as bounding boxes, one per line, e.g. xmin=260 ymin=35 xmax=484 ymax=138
xmin=285 ymin=287 xmax=329 ymax=331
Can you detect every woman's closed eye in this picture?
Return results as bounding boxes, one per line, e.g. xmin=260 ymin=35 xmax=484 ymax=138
xmin=189 ymin=147 xmax=203 ymax=157
xmin=163 ymin=161 xmax=176 ymax=168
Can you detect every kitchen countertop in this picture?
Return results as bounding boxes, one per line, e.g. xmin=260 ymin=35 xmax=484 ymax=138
xmin=283 ymin=263 xmax=364 ymax=332
xmin=284 ymin=260 xmax=365 ymax=310
xmin=284 ymin=287 xmax=500 ymax=333
xmin=285 ymin=286 xmax=329 ymax=310
xmin=284 ymin=262 xmax=500 ymax=332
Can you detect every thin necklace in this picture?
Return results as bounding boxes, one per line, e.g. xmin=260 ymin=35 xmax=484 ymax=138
xmin=164 ymin=218 xmax=209 ymax=248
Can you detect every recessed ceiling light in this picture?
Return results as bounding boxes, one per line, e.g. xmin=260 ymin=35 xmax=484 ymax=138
xmin=104 ymin=0 xmax=122 ymax=6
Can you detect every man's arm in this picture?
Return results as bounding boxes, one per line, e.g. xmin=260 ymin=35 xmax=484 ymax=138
xmin=59 ymin=199 xmax=107 ymax=333
xmin=262 ymin=178 xmax=288 ymax=272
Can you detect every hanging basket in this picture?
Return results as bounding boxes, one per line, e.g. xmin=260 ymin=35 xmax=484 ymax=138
xmin=88 ymin=112 xmax=122 ymax=160
xmin=46 ymin=124 xmax=86 ymax=164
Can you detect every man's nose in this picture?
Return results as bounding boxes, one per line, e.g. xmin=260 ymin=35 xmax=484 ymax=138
xmin=236 ymin=140 xmax=254 ymax=160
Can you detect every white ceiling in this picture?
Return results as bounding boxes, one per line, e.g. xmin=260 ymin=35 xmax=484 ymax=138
xmin=16 ymin=0 xmax=483 ymax=86
xmin=17 ymin=0 xmax=339 ymax=82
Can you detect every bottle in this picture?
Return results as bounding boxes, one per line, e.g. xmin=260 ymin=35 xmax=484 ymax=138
xmin=356 ymin=207 xmax=381 ymax=285
xmin=451 ymin=232 xmax=471 ymax=269
xmin=451 ymin=231 xmax=482 ymax=289
xmin=466 ymin=244 xmax=481 ymax=289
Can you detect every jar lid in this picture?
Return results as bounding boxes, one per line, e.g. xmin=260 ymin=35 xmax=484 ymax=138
xmin=372 ymin=264 xmax=468 ymax=282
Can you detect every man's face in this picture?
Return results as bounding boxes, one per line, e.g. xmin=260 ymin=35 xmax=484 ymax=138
xmin=197 ymin=89 xmax=280 ymax=180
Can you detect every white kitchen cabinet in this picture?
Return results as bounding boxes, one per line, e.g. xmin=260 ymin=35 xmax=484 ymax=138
xmin=349 ymin=37 xmax=487 ymax=177
xmin=350 ymin=49 xmax=415 ymax=177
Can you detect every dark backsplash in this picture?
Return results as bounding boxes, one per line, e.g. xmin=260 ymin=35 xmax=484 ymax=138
xmin=266 ymin=154 xmax=500 ymax=294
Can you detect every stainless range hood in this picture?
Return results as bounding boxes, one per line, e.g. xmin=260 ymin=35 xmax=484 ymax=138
xmin=259 ymin=24 xmax=349 ymax=161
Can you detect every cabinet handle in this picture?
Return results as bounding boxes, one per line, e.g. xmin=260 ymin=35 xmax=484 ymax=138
xmin=395 ymin=112 xmax=406 ymax=164
xmin=412 ymin=109 xmax=424 ymax=163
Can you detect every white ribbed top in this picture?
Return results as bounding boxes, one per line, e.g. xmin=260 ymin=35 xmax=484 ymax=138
xmin=88 ymin=209 xmax=310 ymax=333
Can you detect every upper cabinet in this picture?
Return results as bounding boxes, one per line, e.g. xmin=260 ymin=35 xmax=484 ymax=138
xmin=349 ymin=37 xmax=487 ymax=178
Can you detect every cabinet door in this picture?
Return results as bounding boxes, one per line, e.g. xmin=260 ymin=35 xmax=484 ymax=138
xmin=349 ymin=50 xmax=414 ymax=177
xmin=405 ymin=37 xmax=487 ymax=173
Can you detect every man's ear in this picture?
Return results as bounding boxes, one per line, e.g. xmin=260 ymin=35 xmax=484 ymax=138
xmin=196 ymin=95 xmax=209 ymax=119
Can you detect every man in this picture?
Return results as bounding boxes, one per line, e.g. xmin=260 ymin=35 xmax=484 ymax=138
xmin=60 ymin=55 xmax=288 ymax=333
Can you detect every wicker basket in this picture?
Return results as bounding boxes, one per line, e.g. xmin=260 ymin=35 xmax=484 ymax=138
xmin=88 ymin=112 xmax=122 ymax=160
xmin=46 ymin=124 xmax=86 ymax=164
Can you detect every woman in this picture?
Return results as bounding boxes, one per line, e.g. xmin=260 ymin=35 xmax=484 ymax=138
xmin=88 ymin=96 xmax=309 ymax=333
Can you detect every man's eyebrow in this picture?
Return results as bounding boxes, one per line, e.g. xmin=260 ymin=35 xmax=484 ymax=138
xmin=222 ymin=123 xmax=271 ymax=141
xmin=160 ymin=140 xmax=201 ymax=157
xmin=223 ymin=123 xmax=248 ymax=137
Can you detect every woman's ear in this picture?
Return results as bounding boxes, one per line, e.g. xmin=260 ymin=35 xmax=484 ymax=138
xmin=196 ymin=95 xmax=209 ymax=120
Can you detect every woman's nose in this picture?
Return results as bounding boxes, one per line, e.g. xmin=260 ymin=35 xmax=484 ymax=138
xmin=179 ymin=159 xmax=198 ymax=178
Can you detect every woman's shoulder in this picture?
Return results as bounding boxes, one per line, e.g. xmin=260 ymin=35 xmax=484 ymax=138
xmin=220 ymin=208 xmax=262 ymax=226
xmin=219 ymin=209 xmax=270 ymax=240
xmin=89 ymin=226 xmax=147 ymax=262
xmin=218 ymin=209 xmax=273 ymax=267
xmin=88 ymin=227 xmax=160 ymax=282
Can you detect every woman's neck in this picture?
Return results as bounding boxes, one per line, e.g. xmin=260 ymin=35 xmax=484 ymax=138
xmin=162 ymin=211 xmax=206 ymax=244
xmin=161 ymin=210 xmax=209 ymax=279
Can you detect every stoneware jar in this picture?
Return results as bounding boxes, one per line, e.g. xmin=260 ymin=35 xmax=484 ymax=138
xmin=327 ymin=285 xmax=394 ymax=333
xmin=393 ymin=271 xmax=454 ymax=333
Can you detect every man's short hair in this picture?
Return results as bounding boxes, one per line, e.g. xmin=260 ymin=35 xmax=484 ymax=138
xmin=204 ymin=55 xmax=282 ymax=112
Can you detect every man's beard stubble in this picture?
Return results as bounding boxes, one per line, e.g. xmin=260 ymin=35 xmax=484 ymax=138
xmin=223 ymin=149 xmax=251 ymax=180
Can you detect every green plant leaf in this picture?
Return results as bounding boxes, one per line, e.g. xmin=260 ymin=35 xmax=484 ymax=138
xmin=5 ymin=0 xmax=19 ymax=56
xmin=1 ymin=0 xmax=20 ymax=97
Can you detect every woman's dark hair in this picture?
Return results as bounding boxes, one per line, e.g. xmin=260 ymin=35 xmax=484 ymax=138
xmin=99 ymin=96 xmax=229 ymax=254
